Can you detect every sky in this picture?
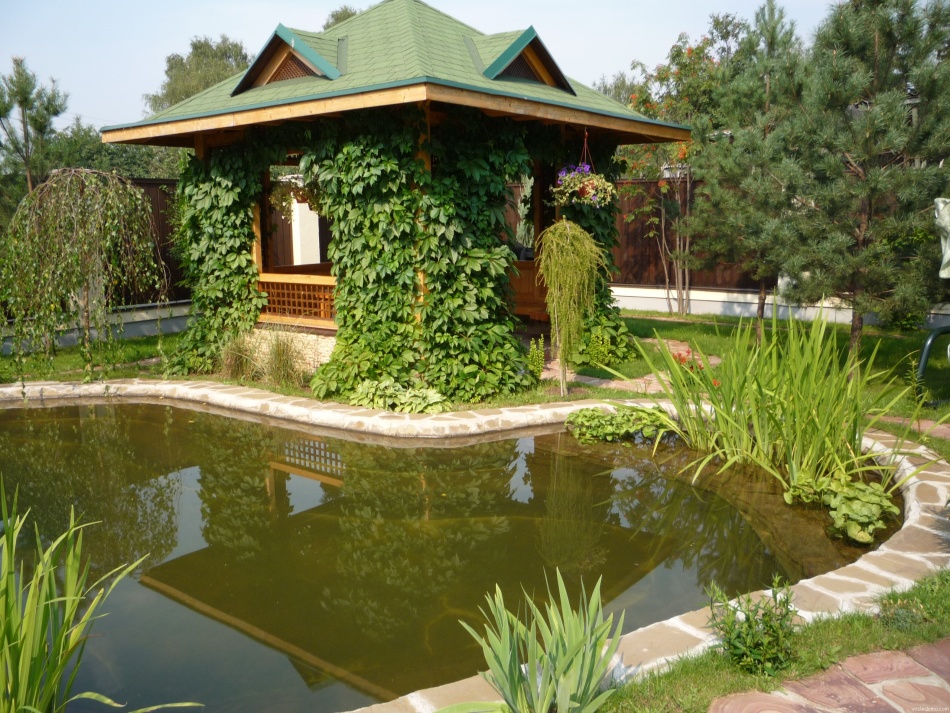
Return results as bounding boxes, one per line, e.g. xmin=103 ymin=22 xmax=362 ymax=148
xmin=1 ymin=0 xmax=835 ymax=132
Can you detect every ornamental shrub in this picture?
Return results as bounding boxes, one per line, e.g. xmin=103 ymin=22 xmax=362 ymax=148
xmin=707 ymin=575 xmax=796 ymax=676
xmin=561 ymin=150 xmax=634 ymax=367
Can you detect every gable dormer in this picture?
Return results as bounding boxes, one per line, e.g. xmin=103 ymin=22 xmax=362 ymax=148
xmin=476 ymin=27 xmax=574 ymax=95
xmin=232 ymin=24 xmax=340 ymax=96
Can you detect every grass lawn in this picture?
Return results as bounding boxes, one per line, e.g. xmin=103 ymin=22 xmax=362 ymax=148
xmin=0 ymin=333 xmax=184 ymax=383
xmin=575 ymin=313 xmax=950 ymax=424
xmin=605 ymin=568 xmax=950 ymax=713
xmin=3 ymin=312 xmax=948 ymax=429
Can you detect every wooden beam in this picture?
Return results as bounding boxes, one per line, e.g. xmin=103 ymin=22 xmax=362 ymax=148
xmin=425 ymin=84 xmax=690 ymax=144
xmin=252 ymin=204 xmax=263 ymax=274
xmin=258 ymin=272 xmax=335 ymax=286
xmin=522 ymin=45 xmax=556 ymax=88
xmin=269 ymin=461 xmax=343 ymax=488
xmin=103 ymin=82 xmax=688 ymax=146
xmin=257 ymin=314 xmax=337 ymax=330
xmin=204 ymin=130 xmax=245 ymax=148
xmin=102 ymin=85 xmax=430 ymax=144
xmin=139 ymin=575 xmax=398 ymax=702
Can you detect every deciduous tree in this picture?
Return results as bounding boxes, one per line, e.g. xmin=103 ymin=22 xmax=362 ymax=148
xmin=0 ymin=169 xmax=166 ymax=377
xmin=323 ymin=5 xmax=360 ymax=30
xmin=600 ymin=15 xmax=750 ymax=315
xmin=143 ymin=35 xmax=250 ymax=114
xmin=48 ymin=118 xmax=164 ymax=178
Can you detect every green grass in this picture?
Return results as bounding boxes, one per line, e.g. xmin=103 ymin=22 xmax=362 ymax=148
xmin=0 ymin=333 xmax=183 ymax=383
xmin=3 ymin=314 xmax=948 ymax=426
xmin=606 ymin=568 xmax=950 ymax=713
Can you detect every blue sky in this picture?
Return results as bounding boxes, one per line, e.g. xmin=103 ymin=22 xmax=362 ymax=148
xmin=1 ymin=0 xmax=833 ymax=131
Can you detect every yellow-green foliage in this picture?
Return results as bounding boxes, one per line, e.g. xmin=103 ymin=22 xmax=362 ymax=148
xmin=538 ymin=220 xmax=606 ymax=394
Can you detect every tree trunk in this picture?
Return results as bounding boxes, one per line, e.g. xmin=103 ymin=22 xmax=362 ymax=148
xmin=849 ymin=301 xmax=863 ymax=355
xmin=659 ymin=201 xmax=673 ymax=314
xmin=558 ymin=339 xmax=568 ymax=397
xmin=81 ymin=285 xmax=92 ymax=373
xmin=756 ymin=278 xmax=768 ymax=343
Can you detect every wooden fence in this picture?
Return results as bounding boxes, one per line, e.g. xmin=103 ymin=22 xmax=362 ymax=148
xmin=612 ymin=179 xmax=760 ymax=291
xmin=504 ymin=179 xmax=760 ymax=292
xmin=130 ymin=178 xmax=190 ymax=304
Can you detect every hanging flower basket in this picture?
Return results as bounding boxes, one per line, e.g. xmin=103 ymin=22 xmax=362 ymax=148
xmin=551 ymin=163 xmax=616 ymax=208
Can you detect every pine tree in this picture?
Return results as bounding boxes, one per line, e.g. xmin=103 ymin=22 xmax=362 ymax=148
xmin=690 ymin=0 xmax=804 ymax=338
xmin=783 ymin=0 xmax=950 ymax=351
xmin=0 ymin=57 xmax=67 ymax=192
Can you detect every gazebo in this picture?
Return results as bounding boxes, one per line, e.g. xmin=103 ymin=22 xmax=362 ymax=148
xmin=103 ymin=0 xmax=688 ymax=398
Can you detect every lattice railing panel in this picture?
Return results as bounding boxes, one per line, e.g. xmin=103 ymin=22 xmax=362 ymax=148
xmin=283 ymin=437 xmax=345 ymax=479
xmin=259 ymin=276 xmax=335 ymax=322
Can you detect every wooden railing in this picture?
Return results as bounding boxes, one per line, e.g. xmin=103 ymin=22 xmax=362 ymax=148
xmin=257 ymin=261 xmax=548 ymax=329
xmin=258 ymin=272 xmax=336 ymax=329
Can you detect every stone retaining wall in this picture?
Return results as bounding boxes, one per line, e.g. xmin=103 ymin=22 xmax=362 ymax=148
xmin=246 ymin=326 xmax=336 ymax=375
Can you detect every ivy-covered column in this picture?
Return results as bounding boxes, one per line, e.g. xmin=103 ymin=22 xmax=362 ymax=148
xmin=305 ymin=106 xmax=535 ymax=402
xmin=173 ymin=144 xmax=274 ymax=372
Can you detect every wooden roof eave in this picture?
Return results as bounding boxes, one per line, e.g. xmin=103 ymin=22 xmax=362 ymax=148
xmin=101 ymin=82 xmax=689 ymax=148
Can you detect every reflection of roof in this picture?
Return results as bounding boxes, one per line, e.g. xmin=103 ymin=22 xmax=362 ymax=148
xmin=140 ymin=468 xmax=670 ymax=701
xmin=101 ymin=0 xmax=688 ymax=146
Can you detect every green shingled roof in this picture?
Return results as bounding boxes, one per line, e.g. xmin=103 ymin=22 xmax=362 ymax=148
xmin=103 ymin=0 xmax=678 ymax=134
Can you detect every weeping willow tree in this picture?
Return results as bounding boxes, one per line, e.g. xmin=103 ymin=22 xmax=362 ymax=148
xmin=0 ymin=168 xmax=165 ymax=377
xmin=538 ymin=219 xmax=606 ymax=396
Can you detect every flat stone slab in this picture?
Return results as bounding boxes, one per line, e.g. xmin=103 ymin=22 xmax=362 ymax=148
xmin=842 ymin=651 xmax=932 ymax=685
xmin=710 ymin=641 xmax=950 ymax=713
xmin=908 ymin=639 xmax=950 ymax=681
xmin=880 ymin=681 xmax=950 ymax=712
xmin=785 ymin=667 xmax=898 ymax=712
xmin=709 ymin=692 xmax=816 ymax=712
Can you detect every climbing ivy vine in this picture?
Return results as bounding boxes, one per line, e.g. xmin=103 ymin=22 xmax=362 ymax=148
xmin=173 ymin=108 xmax=535 ymax=401
xmin=303 ymin=107 xmax=535 ymax=401
xmin=172 ymin=137 xmax=283 ymax=373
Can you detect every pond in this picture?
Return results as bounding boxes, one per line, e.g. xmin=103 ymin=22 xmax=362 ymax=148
xmin=0 ymin=402 xmax=852 ymax=713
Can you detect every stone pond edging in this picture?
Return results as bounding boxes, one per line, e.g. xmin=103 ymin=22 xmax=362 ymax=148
xmin=1 ymin=379 xmax=948 ymax=713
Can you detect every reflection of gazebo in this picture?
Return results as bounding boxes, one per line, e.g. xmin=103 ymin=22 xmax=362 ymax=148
xmin=140 ymin=439 xmax=674 ymax=702
xmin=102 ymin=0 xmax=687 ymax=332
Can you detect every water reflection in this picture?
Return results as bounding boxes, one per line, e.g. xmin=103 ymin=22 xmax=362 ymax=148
xmin=0 ymin=403 xmax=818 ymax=712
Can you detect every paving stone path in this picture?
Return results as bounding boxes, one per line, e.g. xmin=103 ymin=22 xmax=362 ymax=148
xmin=543 ymin=338 xmax=720 ymax=394
xmin=710 ymin=639 xmax=950 ymax=712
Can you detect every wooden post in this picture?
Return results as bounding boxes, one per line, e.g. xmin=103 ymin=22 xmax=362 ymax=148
xmin=194 ymin=134 xmax=207 ymax=161
xmin=532 ymin=159 xmax=543 ymax=249
xmin=252 ymin=204 xmax=263 ymax=274
xmin=414 ymin=102 xmax=432 ymax=321
xmin=252 ymin=171 xmax=269 ymax=274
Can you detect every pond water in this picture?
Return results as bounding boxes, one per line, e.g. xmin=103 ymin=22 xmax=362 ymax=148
xmin=0 ymin=403 xmax=844 ymax=713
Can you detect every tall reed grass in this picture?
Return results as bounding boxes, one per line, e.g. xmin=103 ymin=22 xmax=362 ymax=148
xmin=631 ymin=315 xmax=916 ymax=542
xmin=1 ymin=487 xmax=197 ymax=712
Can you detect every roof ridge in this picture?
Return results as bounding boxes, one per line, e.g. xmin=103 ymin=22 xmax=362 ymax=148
xmin=399 ymin=0 xmax=484 ymax=37
xmin=404 ymin=0 xmax=433 ymax=77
